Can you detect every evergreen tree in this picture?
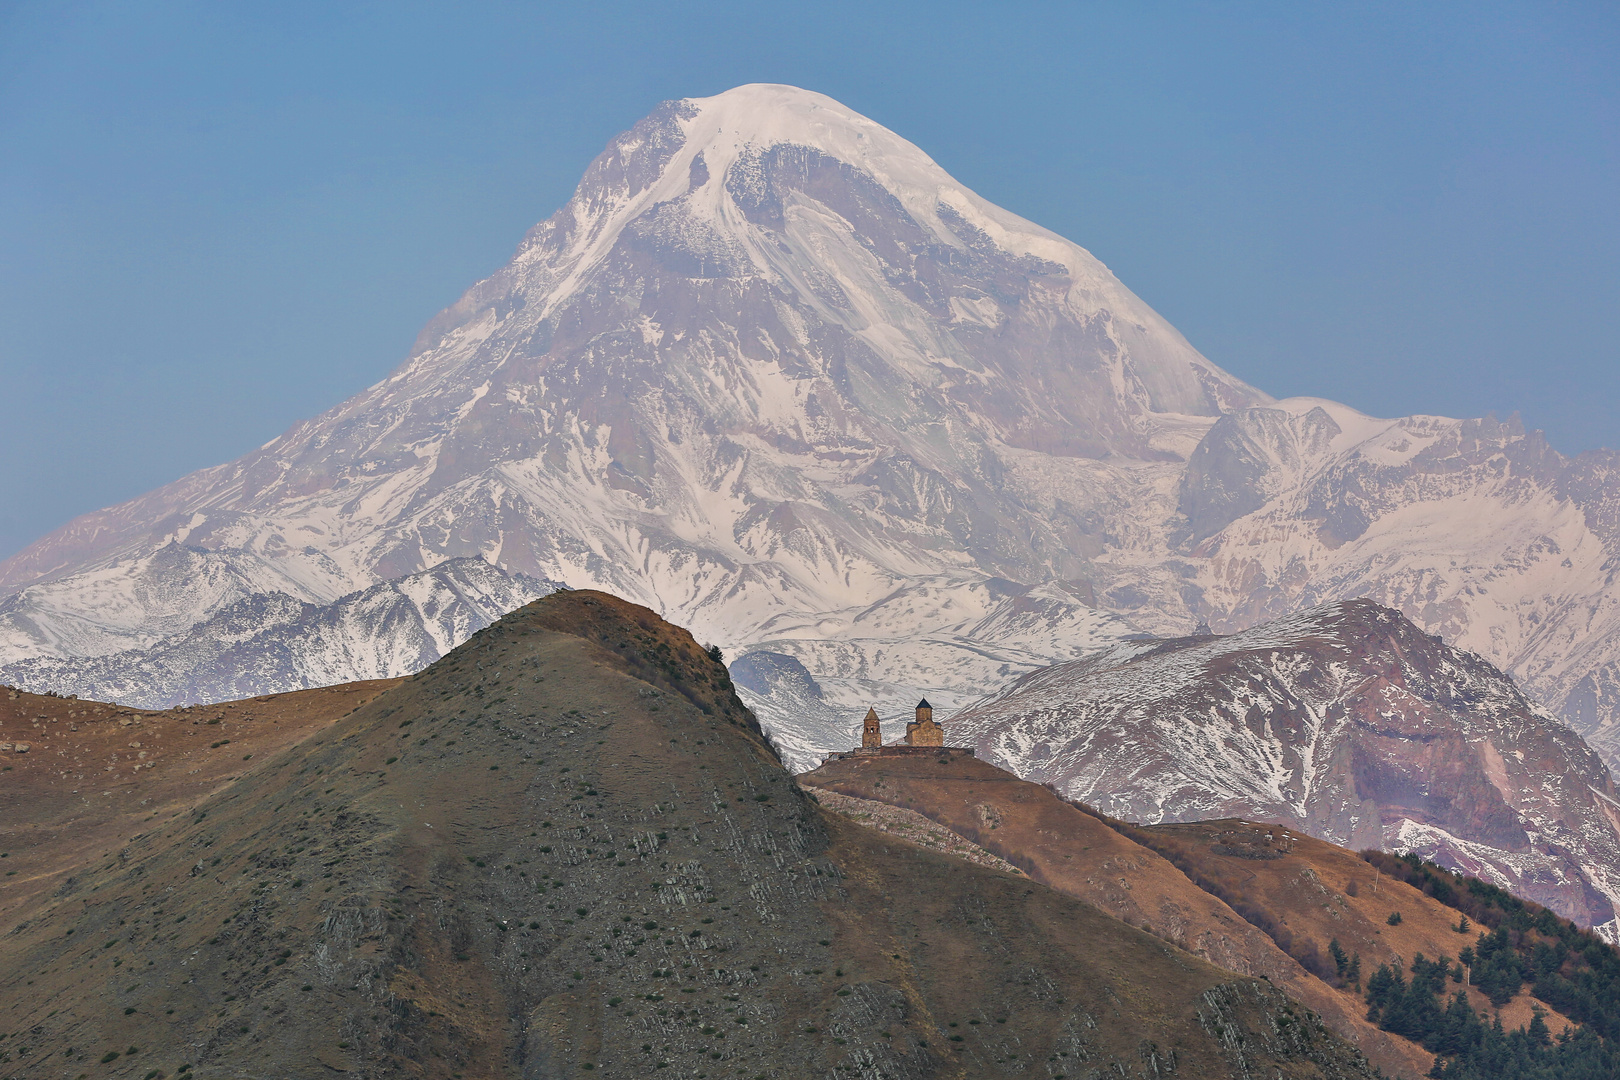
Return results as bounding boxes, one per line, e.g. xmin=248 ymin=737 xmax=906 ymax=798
xmin=1527 ymin=1008 xmax=1551 ymax=1047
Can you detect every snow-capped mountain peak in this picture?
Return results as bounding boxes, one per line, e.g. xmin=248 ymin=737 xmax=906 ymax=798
xmin=0 ymin=85 xmax=1265 ymax=692
xmin=7 ymin=86 xmax=1620 ymax=871
xmin=517 ymin=84 xmax=1096 ymax=317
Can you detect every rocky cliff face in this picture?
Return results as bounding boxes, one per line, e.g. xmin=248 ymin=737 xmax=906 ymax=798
xmin=951 ymin=599 xmax=1620 ymax=939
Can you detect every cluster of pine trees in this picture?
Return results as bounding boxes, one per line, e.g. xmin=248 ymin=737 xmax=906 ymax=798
xmin=1360 ymin=852 xmax=1620 ymax=1040
xmin=1359 ymin=950 xmax=1616 ymax=1078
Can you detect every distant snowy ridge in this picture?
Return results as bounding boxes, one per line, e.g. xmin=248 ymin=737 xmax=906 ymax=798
xmin=0 ymin=558 xmax=559 ymax=708
xmin=1178 ymin=400 xmax=1620 ymax=771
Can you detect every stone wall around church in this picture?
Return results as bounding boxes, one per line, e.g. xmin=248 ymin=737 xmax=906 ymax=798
xmin=822 ymin=745 xmax=976 ymax=764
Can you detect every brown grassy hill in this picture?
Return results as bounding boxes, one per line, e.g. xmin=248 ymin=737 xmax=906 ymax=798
xmin=0 ymin=680 xmax=396 ymax=923
xmin=798 ymin=753 xmax=1578 ymax=1079
xmin=0 ymin=591 xmax=1375 ymax=1080
xmin=1131 ymin=820 xmax=1574 ymax=1036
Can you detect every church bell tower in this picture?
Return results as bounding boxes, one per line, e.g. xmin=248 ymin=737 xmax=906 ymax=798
xmin=861 ymin=707 xmax=882 ymax=748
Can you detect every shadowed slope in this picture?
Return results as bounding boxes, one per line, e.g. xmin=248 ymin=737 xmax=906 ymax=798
xmin=0 ymin=679 xmax=398 ymax=926
xmin=0 ymin=590 xmax=1373 ymax=1079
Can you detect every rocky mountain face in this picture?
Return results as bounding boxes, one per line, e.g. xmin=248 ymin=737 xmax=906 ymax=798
xmin=950 ymin=599 xmax=1620 ymax=940
xmin=0 ymin=557 xmax=557 ymax=709
xmin=1178 ymin=400 xmax=1620 ymax=776
xmin=0 ymin=591 xmax=1377 ymax=1080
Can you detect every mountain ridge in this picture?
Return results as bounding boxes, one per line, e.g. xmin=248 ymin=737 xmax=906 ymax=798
xmin=0 ymin=556 xmax=558 ymax=708
xmin=950 ymin=598 xmax=1620 ymax=940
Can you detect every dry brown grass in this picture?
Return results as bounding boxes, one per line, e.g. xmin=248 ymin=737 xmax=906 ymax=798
xmin=0 ymin=679 xmax=396 ymax=924
xmin=1138 ymin=820 xmax=1576 ymax=1037
xmin=0 ymin=592 xmax=1376 ymax=1079
xmin=799 ymin=752 xmax=1559 ymax=1079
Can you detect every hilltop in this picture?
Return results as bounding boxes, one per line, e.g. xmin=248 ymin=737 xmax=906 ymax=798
xmin=0 ymin=591 xmax=1373 ymax=1079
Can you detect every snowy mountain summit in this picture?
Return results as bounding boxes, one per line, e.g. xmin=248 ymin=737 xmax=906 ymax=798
xmin=0 ymin=85 xmax=1262 ymax=721
xmin=5 ymin=85 xmax=1620 ymax=777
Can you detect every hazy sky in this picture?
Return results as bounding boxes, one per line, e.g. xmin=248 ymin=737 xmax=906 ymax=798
xmin=1 ymin=1 xmax=1616 ymax=560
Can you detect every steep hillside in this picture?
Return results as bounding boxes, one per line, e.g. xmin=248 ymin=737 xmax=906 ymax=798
xmin=951 ymin=599 xmax=1620 ymax=939
xmin=0 ymin=591 xmax=1374 ymax=1079
xmin=1123 ymin=820 xmax=1575 ymax=1031
xmin=799 ymin=752 xmax=1433 ymax=1078
xmin=1123 ymin=823 xmax=1620 ymax=1079
xmin=800 ymin=754 xmax=1620 ymax=1079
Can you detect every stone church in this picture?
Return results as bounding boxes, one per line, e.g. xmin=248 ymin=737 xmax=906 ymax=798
xmin=849 ymin=699 xmax=960 ymax=756
xmin=904 ymin=699 xmax=944 ymax=746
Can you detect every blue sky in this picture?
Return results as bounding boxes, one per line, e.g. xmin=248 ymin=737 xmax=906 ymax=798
xmin=1 ymin=1 xmax=1615 ymax=560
